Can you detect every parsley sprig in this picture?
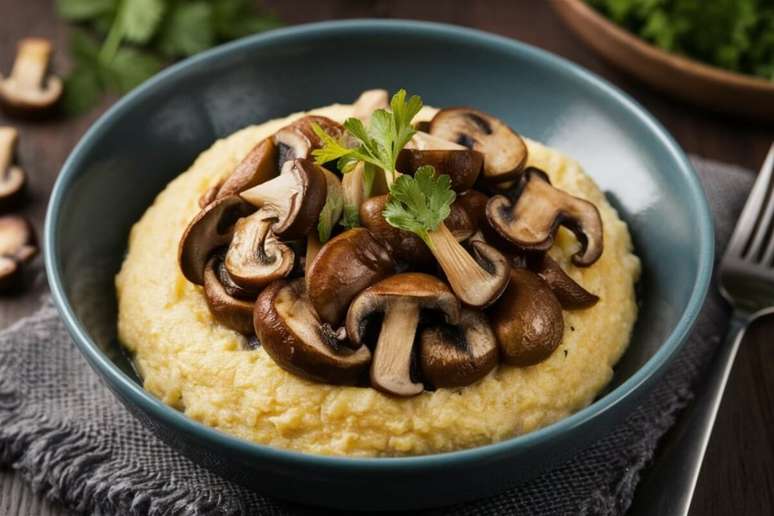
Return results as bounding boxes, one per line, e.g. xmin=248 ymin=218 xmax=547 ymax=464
xmin=313 ymin=89 xmax=456 ymax=248
xmin=56 ymin=0 xmax=281 ymax=114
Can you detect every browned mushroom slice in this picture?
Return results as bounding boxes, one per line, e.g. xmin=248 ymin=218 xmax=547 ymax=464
xmin=178 ymin=195 xmax=255 ymax=285
xmin=273 ymin=115 xmax=344 ymax=165
xmin=224 ymin=210 xmax=295 ymax=292
xmin=531 ymin=254 xmax=599 ymax=309
xmin=429 ymin=108 xmax=528 ymax=184
xmin=490 ymin=268 xmax=564 ymax=366
xmin=218 ymin=138 xmax=278 ymax=199
xmin=359 ymin=193 xmax=487 ymax=266
xmin=346 ymin=273 xmax=460 ymax=396
xmin=203 ymin=255 xmax=255 ymax=335
xmin=396 ymin=148 xmax=483 ymax=192
xmin=419 ymin=308 xmax=498 ymax=388
xmin=0 ymin=127 xmax=26 ymax=211
xmin=306 ymin=228 xmax=395 ymax=326
xmin=240 ymin=158 xmax=327 ymax=240
xmin=486 ymin=168 xmax=603 ymax=267
xmin=0 ymin=214 xmax=37 ymax=290
xmin=352 ymin=89 xmax=388 ymax=121
xmin=254 ymin=278 xmax=371 ymax=385
xmin=0 ymin=38 xmax=62 ymax=116
xmin=425 ymin=222 xmax=510 ymax=308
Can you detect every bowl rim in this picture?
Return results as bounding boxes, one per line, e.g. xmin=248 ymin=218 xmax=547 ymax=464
xmin=44 ymin=19 xmax=714 ymax=470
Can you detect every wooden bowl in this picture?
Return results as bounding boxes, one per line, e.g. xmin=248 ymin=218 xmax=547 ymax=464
xmin=551 ymin=0 xmax=774 ymax=120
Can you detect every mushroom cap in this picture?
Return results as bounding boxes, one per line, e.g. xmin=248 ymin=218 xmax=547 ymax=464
xmin=396 ymin=148 xmax=483 ymax=192
xmin=203 ymin=255 xmax=255 ymax=335
xmin=429 ymin=108 xmax=528 ymax=184
xmin=345 ymin=272 xmax=461 ymax=346
xmin=420 ymin=308 xmax=498 ymax=388
xmin=486 ymin=168 xmax=604 ymax=267
xmin=254 ymin=278 xmax=371 ymax=385
xmin=490 ymin=268 xmax=564 ymax=366
xmin=273 ymin=115 xmax=344 ymax=165
xmin=178 ymin=195 xmax=255 ymax=285
xmin=240 ymin=158 xmax=327 ymax=240
xmin=531 ymin=254 xmax=599 ymax=309
xmin=0 ymin=214 xmax=37 ymax=291
xmin=406 ymin=131 xmax=467 ymax=151
xmin=217 ymin=138 xmax=278 ymax=200
xmin=224 ymin=210 xmax=295 ymax=292
xmin=0 ymin=38 xmax=62 ymax=114
xmin=306 ymin=228 xmax=395 ymax=326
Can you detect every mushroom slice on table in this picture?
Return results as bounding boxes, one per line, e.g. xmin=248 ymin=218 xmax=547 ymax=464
xmin=0 ymin=214 xmax=37 ymax=290
xmin=179 ymin=195 xmax=256 ymax=285
xmin=346 ymin=273 xmax=460 ymax=397
xmin=273 ymin=115 xmax=344 ymax=165
xmin=486 ymin=168 xmax=603 ymax=267
xmin=429 ymin=108 xmax=528 ymax=184
xmin=0 ymin=127 xmax=26 ymax=211
xmin=420 ymin=308 xmax=498 ymax=388
xmin=490 ymin=268 xmax=564 ymax=366
xmin=352 ymin=89 xmax=389 ymax=121
xmin=531 ymin=254 xmax=599 ymax=309
xmin=0 ymin=38 xmax=62 ymax=116
xmin=306 ymin=228 xmax=395 ymax=326
xmin=396 ymin=148 xmax=483 ymax=192
xmin=203 ymin=254 xmax=255 ymax=335
xmin=240 ymin=158 xmax=327 ymax=240
xmin=425 ymin=222 xmax=511 ymax=308
xmin=254 ymin=278 xmax=371 ymax=385
xmin=224 ymin=209 xmax=295 ymax=292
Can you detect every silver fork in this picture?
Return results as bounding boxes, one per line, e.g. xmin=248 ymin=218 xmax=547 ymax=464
xmin=630 ymin=143 xmax=774 ymax=516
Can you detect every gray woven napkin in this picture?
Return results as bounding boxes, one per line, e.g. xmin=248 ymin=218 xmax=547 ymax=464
xmin=0 ymin=157 xmax=753 ymax=515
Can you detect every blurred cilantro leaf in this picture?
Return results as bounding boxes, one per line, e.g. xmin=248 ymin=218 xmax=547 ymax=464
xmin=59 ymin=0 xmax=282 ymax=115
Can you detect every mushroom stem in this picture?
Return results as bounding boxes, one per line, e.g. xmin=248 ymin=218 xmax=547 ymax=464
xmin=426 ymin=223 xmax=508 ymax=307
xmin=240 ymin=165 xmax=300 ymax=213
xmin=11 ymin=39 xmax=50 ymax=89
xmin=0 ymin=127 xmax=16 ymax=173
xmin=370 ymin=300 xmax=423 ymax=396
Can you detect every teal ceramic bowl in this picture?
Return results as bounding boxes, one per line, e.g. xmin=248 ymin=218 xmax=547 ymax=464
xmin=45 ymin=20 xmax=713 ymax=510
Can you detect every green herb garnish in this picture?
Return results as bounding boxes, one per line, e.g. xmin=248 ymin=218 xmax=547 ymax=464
xmin=56 ymin=0 xmax=282 ymax=114
xmin=313 ymin=90 xmax=456 ymax=245
xmin=317 ymin=185 xmax=344 ymax=243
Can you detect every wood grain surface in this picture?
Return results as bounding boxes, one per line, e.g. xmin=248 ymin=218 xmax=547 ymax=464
xmin=0 ymin=1 xmax=772 ymax=515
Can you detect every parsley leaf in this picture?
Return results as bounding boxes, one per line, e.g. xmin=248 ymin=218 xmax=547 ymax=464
xmin=158 ymin=1 xmax=215 ymax=58
xmin=339 ymin=204 xmax=361 ymax=229
xmin=121 ymin=0 xmax=165 ymax=45
xmin=106 ymin=46 xmax=163 ymax=92
xmin=317 ymin=182 xmax=344 ymax=243
xmin=57 ymin=0 xmax=116 ymax=21
xmin=383 ymin=166 xmax=456 ymax=246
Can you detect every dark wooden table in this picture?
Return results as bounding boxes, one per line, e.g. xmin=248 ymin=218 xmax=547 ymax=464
xmin=1 ymin=1 xmax=772 ymax=515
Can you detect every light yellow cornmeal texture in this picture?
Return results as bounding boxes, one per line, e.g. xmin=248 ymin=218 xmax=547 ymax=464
xmin=116 ymin=104 xmax=641 ymax=457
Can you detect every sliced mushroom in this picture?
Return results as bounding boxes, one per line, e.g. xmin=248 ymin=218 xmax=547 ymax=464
xmin=240 ymin=158 xmax=327 ymax=240
xmin=203 ymin=254 xmax=255 ymax=335
xmin=0 ymin=214 xmax=37 ymax=291
xmin=420 ymin=308 xmax=498 ymax=388
xmin=359 ymin=193 xmax=486 ymax=266
xmin=273 ymin=116 xmax=344 ymax=166
xmin=406 ymin=131 xmax=467 ymax=151
xmin=490 ymin=268 xmax=564 ymax=366
xmin=254 ymin=278 xmax=371 ymax=385
xmin=306 ymin=228 xmax=395 ymax=326
xmin=425 ymin=222 xmax=510 ymax=308
xmin=352 ymin=89 xmax=388 ymax=121
xmin=346 ymin=273 xmax=460 ymax=396
xmin=224 ymin=209 xmax=295 ymax=292
xmin=396 ymin=148 xmax=483 ymax=192
xmin=179 ymin=196 xmax=255 ymax=285
xmin=486 ymin=168 xmax=603 ymax=267
xmin=429 ymin=108 xmax=528 ymax=184
xmin=530 ymin=254 xmax=599 ymax=309
xmin=218 ymin=138 xmax=278 ymax=199
xmin=0 ymin=127 xmax=26 ymax=211
xmin=0 ymin=39 xmax=62 ymax=116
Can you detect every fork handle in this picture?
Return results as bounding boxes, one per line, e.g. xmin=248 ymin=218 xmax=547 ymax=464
xmin=629 ymin=312 xmax=748 ymax=516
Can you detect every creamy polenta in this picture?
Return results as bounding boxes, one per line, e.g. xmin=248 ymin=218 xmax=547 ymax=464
xmin=116 ymin=104 xmax=640 ymax=456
